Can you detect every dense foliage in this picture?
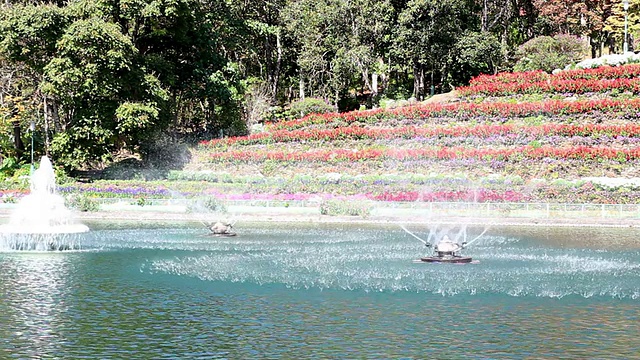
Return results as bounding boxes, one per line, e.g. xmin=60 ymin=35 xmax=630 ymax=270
xmin=0 ymin=0 xmax=637 ymax=173
xmin=513 ymin=35 xmax=588 ymax=73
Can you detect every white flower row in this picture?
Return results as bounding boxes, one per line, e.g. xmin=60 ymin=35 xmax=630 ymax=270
xmin=559 ymin=52 xmax=640 ymax=72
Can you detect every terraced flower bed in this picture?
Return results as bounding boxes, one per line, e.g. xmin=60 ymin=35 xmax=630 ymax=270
xmin=242 ymin=98 xmax=640 ymax=133
xmin=25 ymin=171 xmax=638 ymax=206
xmin=175 ymin=64 xmax=640 ymax=205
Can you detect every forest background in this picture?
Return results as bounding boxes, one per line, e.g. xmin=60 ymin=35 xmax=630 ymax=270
xmin=0 ymin=0 xmax=637 ymax=174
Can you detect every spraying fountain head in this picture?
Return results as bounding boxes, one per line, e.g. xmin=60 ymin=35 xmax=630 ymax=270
xmin=403 ymin=224 xmax=488 ymax=264
xmin=0 ymin=156 xmax=89 ymax=250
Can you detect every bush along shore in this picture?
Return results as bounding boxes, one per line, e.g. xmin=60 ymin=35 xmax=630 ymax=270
xmin=5 ymin=64 xmax=640 ymax=215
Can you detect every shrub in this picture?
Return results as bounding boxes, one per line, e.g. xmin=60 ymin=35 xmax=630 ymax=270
xmin=514 ymin=35 xmax=588 ymax=73
xmin=66 ymin=194 xmax=99 ymax=212
xmin=2 ymin=164 xmax=32 ymax=190
xmin=1 ymin=194 xmax=17 ymax=204
xmin=320 ymin=199 xmax=371 ymax=217
xmin=187 ymin=196 xmax=227 ymax=213
xmin=337 ymin=96 xmax=360 ymax=112
xmin=0 ymin=157 xmax=19 ymax=181
xmin=289 ymin=98 xmax=335 ymax=118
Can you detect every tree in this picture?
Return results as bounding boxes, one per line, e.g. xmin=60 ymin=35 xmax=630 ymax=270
xmin=0 ymin=4 xmax=71 ymax=161
xmin=393 ymin=0 xmax=478 ymax=98
xmin=0 ymin=4 xmax=69 ymax=72
xmin=604 ymin=0 xmax=640 ymax=53
xmin=225 ymin=0 xmax=291 ymax=102
xmin=534 ymin=0 xmax=614 ymax=58
xmin=0 ymin=0 xmax=245 ymax=170
xmin=449 ymin=30 xmax=504 ymax=84
xmin=513 ymin=34 xmax=588 ymax=72
xmin=42 ymin=17 xmax=167 ymax=168
xmin=282 ymin=0 xmax=394 ymax=103
xmin=533 ymin=0 xmax=586 ymax=34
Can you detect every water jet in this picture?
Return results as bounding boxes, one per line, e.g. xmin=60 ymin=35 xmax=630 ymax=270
xmin=0 ymin=156 xmax=89 ymax=250
xmin=402 ymin=224 xmax=487 ymax=264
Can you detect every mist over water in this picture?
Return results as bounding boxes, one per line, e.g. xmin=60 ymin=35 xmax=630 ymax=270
xmin=1 ymin=223 xmax=639 ymax=358
xmin=137 ymin=225 xmax=640 ymax=299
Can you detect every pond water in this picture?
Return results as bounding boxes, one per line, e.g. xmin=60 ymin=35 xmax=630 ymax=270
xmin=1 ymin=222 xmax=639 ymax=358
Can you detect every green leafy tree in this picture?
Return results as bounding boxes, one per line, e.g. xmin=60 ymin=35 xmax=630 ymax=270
xmin=0 ymin=0 xmax=245 ymax=170
xmin=0 ymin=4 xmax=70 ymax=161
xmin=479 ymin=0 xmax=537 ymax=48
xmin=392 ymin=0 xmax=477 ymax=98
xmin=42 ymin=17 xmax=168 ymax=169
xmin=448 ymin=30 xmax=504 ymax=85
xmin=282 ymin=0 xmax=393 ymax=103
xmin=226 ymin=0 xmax=292 ymax=103
xmin=103 ymin=0 xmax=244 ymax=142
xmin=513 ymin=34 xmax=588 ymax=72
xmin=0 ymin=4 xmax=69 ymax=72
xmin=604 ymin=0 xmax=640 ymax=53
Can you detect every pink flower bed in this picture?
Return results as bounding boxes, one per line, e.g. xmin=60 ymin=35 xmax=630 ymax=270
xmin=368 ymin=189 xmax=526 ymax=202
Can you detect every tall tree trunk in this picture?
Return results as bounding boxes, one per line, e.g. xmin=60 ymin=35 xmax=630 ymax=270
xmin=299 ymin=72 xmax=305 ymax=99
xmin=482 ymin=0 xmax=488 ymax=32
xmin=272 ymin=31 xmax=283 ymax=103
xmin=412 ymin=65 xmax=422 ymax=99
xmin=359 ymin=64 xmax=372 ymax=94
xmin=12 ymin=121 xmax=23 ymax=157
xmin=418 ymin=67 xmax=425 ymax=100
xmin=50 ymin=99 xmax=62 ymax=133
xmin=372 ymin=73 xmax=378 ymax=96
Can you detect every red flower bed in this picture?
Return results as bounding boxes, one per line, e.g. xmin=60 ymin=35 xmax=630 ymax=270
xmin=458 ymin=78 xmax=640 ymax=96
xmin=243 ymin=98 xmax=640 ymax=134
xmin=469 ymin=70 xmax=548 ymax=86
xmin=555 ymin=65 xmax=640 ymax=81
xmin=205 ymin=145 xmax=640 ymax=163
xmin=201 ymin=123 xmax=640 ymax=147
xmin=469 ymin=64 xmax=640 ymax=86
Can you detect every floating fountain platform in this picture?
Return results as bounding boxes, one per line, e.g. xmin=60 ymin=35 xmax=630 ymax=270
xmin=419 ymin=255 xmax=473 ymax=263
xmin=206 ymin=232 xmax=237 ymax=237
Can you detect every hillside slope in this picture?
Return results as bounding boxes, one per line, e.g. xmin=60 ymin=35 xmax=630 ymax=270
xmin=174 ymin=65 xmax=640 ymax=205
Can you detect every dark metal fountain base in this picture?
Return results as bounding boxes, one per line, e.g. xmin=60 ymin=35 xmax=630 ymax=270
xmin=419 ymin=256 xmax=473 ymax=264
xmin=207 ymin=232 xmax=237 ymax=237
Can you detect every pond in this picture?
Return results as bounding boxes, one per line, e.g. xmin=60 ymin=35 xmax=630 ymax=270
xmin=1 ymin=222 xmax=639 ymax=358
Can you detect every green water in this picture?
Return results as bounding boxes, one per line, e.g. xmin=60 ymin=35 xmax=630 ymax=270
xmin=1 ymin=223 xmax=639 ymax=358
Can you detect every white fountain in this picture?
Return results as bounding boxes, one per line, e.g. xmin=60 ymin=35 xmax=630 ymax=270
xmin=0 ymin=156 xmax=89 ymax=250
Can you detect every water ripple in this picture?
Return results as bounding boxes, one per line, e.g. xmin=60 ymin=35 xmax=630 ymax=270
xmin=134 ymin=227 xmax=640 ymax=299
xmin=2 ymin=225 xmax=640 ymax=358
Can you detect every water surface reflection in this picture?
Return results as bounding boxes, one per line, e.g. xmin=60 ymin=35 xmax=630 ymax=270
xmin=0 ymin=224 xmax=638 ymax=358
xmin=0 ymin=253 xmax=78 ymax=358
